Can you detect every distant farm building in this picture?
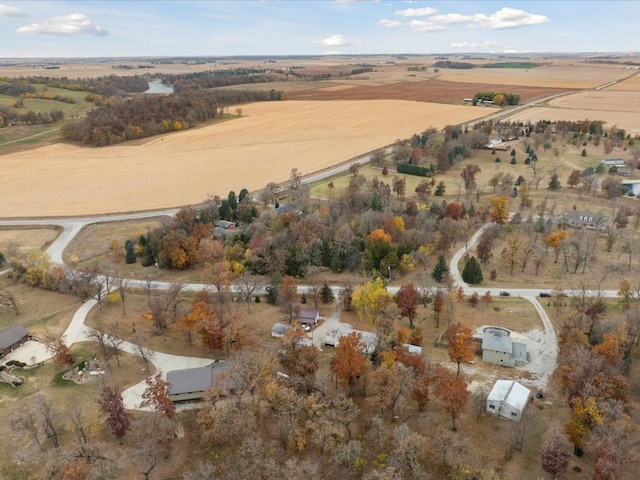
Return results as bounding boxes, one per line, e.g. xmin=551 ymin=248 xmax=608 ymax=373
xmin=562 ymin=210 xmax=607 ymax=230
xmin=486 ymin=379 xmax=531 ymax=421
xmin=0 ymin=324 xmax=30 ymax=357
xmin=481 ymin=327 xmax=527 ymax=367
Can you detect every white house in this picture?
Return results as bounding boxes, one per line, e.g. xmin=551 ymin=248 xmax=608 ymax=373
xmin=486 ymin=380 xmax=531 ymax=421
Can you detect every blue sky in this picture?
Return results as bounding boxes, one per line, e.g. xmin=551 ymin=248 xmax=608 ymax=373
xmin=1 ymin=1 xmax=639 ymax=58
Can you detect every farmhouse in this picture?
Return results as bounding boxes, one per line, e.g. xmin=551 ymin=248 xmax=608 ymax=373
xmin=0 ymin=324 xmax=30 ymax=357
xmin=166 ymin=361 xmax=234 ymax=403
xmin=481 ymin=327 xmax=527 ymax=368
xmin=600 ymin=158 xmax=625 ymax=166
xmin=324 ymin=328 xmax=378 ymax=354
xmin=562 ymin=210 xmax=607 ymax=230
xmin=213 ymin=220 xmax=236 ymax=239
xmin=295 ymin=308 xmax=319 ymax=326
xmin=486 ymin=380 xmax=531 ymax=421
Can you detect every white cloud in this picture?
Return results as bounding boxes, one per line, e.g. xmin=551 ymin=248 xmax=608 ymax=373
xmin=0 ymin=3 xmax=25 ymax=17
xmin=377 ymin=19 xmax=403 ymax=28
xmin=394 ymin=7 xmax=438 ymax=18
xmin=430 ymin=13 xmax=472 ymax=25
xmin=16 ymin=13 xmax=108 ymax=36
xmin=470 ymin=8 xmax=549 ymax=30
xmin=315 ymin=34 xmax=348 ymax=47
xmin=450 ymin=40 xmax=501 ymax=49
xmin=451 ymin=42 xmax=479 ymax=48
xmin=408 ymin=20 xmax=444 ymax=32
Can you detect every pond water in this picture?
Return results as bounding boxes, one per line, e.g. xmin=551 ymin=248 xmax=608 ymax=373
xmin=144 ymin=80 xmax=174 ymax=94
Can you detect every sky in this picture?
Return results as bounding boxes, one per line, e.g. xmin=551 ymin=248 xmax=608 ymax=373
xmin=1 ymin=1 xmax=639 ymax=58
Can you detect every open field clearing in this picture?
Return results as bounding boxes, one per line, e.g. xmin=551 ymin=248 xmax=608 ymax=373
xmin=437 ymin=62 xmax=632 ymax=89
xmin=0 ymin=99 xmax=488 ymax=218
xmin=500 ymin=104 xmax=640 ymax=136
xmin=606 ymin=70 xmax=640 ymax=90
xmin=546 ymin=89 xmax=640 ymax=113
xmin=500 ymin=89 xmax=640 ymax=134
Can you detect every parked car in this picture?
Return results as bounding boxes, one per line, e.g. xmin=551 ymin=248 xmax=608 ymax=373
xmin=499 ymin=291 xmax=511 ymax=297
xmin=539 ymin=292 xmax=551 ymax=298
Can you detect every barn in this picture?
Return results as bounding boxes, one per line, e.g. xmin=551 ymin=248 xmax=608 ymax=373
xmin=486 ymin=380 xmax=531 ymax=422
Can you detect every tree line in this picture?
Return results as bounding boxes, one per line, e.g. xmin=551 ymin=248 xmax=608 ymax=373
xmin=0 ymin=74 xmax=149 ymax=97
xmin=0 ymin=105 xmax=64 ymax=127
xmin=60 ymin=88 xmax=283 ymax=146
xmin=160 ymin=68 xmax=282 ymax=92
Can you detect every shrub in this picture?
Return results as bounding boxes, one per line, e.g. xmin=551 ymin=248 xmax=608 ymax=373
xmin=255 ymin=295 xmax=261 ymax=303
xmin=397 ymin=163 xmax=428 ymax=177
xmin=510 ymin=157 xmax=516 ymax=165
xmin=495 ymin=157 xmax=501 ymax=163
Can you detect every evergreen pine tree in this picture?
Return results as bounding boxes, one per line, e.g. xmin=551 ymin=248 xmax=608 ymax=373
xmin=125 ymin=239 xmax=136 ymax=264
xmin=431 ymin=254 xmax=449 ymax=282
xmin=548 ymin=173 xmax=561 ymax=191
xmin=462 ymin=256 xmax=483 ymax=284
xmin=434 ymin=181 xmax=446 ymax=196
xmin=320 ymin=282 xmax=335 ymax=303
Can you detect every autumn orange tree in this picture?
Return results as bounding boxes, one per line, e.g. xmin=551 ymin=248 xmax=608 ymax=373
xmin=333 ymin=332 xmax=366 ymax=397
xmin=140 ymin=372 xmax=175 ymax=418
xmin=362 ymin=228 xmax=394 ymax=273
xmin=396 ymin=283 xmax=420 ymax=329
xmin=443 ymin=322 xmax=475 ymax=376
xmin=177 ymin=293 xmax=212 ymax=346
xmin=433 ymin=365 xmax=469 ymax=431
xmin=546 ymin=230 xmax=568 ymax=263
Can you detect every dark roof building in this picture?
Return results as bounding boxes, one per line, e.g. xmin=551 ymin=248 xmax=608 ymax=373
xmin=295 ymin=308 xmax=319 ymax=325
xmin=166 ymin=361 xmax=234 ymax=403
xmin=0 ymin=324 xmax=29 ymax=357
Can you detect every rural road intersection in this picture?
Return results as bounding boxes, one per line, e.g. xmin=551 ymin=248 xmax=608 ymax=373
xmin=0 ymin=207 xmax=620 ymax=409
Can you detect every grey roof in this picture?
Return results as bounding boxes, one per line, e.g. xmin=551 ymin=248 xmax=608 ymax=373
xmin=0 ymin=324 xmax=29 ymax=350
xmin=274 ymin=203 xmax=298 ymax=215
xmin=512 ymin=341 xmax=527 ymax=362
xmin=482 ymin=332 xmax=512 ymax=354
xmin=563 ymin=210 xmax=606 ymax=223
xmin=167 ymin=362 xmax=232 ymax=395
xmin=272 ymin=323 xmax=292 ymax=335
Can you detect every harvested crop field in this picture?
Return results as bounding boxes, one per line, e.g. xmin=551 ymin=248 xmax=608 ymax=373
xmin=436 ymin=63 xmax=631 ymax=89
xmin=500 ymin=90 xmax=640 ymax=135
xmin=606 ymin=71 xmax=640 ymax=90
xmin=287 ymin=79 xmax=570 ymax=104
xmin=0 ymin=99 xmax=488 ymax=218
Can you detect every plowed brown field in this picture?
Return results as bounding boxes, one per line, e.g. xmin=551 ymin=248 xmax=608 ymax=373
xmin=287 ymin=80 xmax=569 ymax=104
xmin=0 ymin=100 xmax=488 ymax=218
